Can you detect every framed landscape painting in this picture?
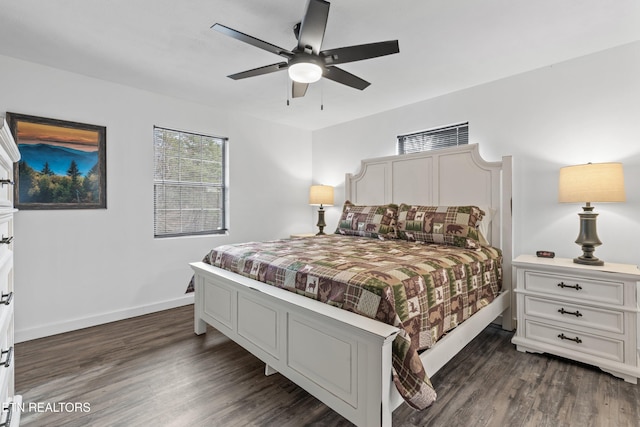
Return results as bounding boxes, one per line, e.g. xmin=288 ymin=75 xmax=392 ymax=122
xmin=7 ymin=113 xmax=106 ymax=209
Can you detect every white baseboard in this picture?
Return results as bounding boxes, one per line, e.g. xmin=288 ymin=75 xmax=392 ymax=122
xmin=15 ymin=294 xmax=195 ymax=343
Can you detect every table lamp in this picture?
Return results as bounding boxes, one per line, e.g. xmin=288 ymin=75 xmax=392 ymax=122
xmin=558 ymin=162 xmax=625 ymax=266
xmin=309 ymin=185 xmax=334 ymax=235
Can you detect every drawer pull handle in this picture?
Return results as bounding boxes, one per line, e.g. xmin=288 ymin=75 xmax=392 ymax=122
xmin=0 ymin=292 xmax=12 ymax=306
xmin=0 ymin=236 xmax=13 ymax=245
xmin=558 ymin=308 xmax=583 ymax=317
xmin=0 ymin=401 xmax=13 ymax=427
xmin=0 ymin=346 xmax=12 ymax=368
xmin=558 ymin=333 xmax=582 ymax=344
xmin=557 ymin=281 xmax=582 ymax=291
xmin=0 ymin=179 xmax=13 ymax=186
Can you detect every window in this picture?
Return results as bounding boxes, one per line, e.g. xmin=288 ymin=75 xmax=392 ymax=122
xmin=153 ymin=127 xmax=227 ymax=238
xmin=397 ymin=122 xmax=468 ymax=155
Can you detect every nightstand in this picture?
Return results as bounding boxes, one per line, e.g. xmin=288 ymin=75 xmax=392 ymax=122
xmin=512 ymin=254 xmax=640 ymax=383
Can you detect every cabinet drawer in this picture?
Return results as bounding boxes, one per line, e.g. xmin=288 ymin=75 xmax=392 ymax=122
xmin=523 ymin=296 xmax=624 ymax=334
xmin=0 ymin=173 xmax=11 ymax=207
xmin=0 ymin=153 xmax=12 ymax=205
xmin=0 ymin=395 xmax=21 ymax=427
xmin=0 ymin=253 xmax=12 ymax=296
xmin=0 ymin=296 xmax=12 ymax=341
xmin=0 ymin=219 xmax=11 ymax=261
xmin=0 ymin=386 xmax=7 ymax=422
xmin=525 ymin=320 xmax=624 ymax=363
xmin=523 ymin=271 xmax=624 ymax=305
xmin=0 ymin=329 xmax=13 ymax=405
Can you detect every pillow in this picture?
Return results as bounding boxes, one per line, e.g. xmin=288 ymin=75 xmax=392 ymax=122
xmin=334 ymin=201 xmax=398 ymax=239
xmin=396 ymin=204 xmax=485 ymax=249
xmin=476 ymin=205 xmax=496 ymax=245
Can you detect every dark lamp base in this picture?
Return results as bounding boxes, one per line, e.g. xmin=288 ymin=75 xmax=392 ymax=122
xmin=315 ymin=205 xmax=327 ymax=236
xmin=573 ymin=205 xmax=604 ymax=266
xmin=573 ymin=256 xmax=604 ymax=266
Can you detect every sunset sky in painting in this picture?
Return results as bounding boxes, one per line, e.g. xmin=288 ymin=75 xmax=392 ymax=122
xmin=17 ymin=121 xmax=99 ymax=152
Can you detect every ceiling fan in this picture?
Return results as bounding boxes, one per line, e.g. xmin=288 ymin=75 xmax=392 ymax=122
xmin=212 ymin=0 xmax=400 ymax=98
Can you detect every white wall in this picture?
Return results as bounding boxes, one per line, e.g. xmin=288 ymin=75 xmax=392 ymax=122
xmin=4 ymin=41 xmax=639 ymax=342
xmin=0 ymin=54 xmax=312 ymax=342
xmin=312 ymin=42 xmax=640 ymax=267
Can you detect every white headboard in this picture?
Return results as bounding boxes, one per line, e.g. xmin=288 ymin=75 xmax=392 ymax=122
xmin=345 ymin=144 xmax=513 ymax=290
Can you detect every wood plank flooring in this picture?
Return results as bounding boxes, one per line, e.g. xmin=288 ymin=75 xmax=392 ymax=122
xmin=15 ymin=305 xmax=640 ymax=427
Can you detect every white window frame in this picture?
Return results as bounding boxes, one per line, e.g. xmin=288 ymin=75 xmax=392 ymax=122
xmin=153 ymin=126 xmax=227 ymax=238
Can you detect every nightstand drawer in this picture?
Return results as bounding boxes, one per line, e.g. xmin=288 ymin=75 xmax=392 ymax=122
xmin=525 ymin=320 xmax=624 ymax=363
xmin=523 ymin=271 xmax=623 ymax=306
xmin=524 ymin=296 xmax=624 ymax=334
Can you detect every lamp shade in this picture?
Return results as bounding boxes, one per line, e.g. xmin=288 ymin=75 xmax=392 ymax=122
xmin=558 ymin=162 xmax=625 ymax=203
xmin=309 ymin=185 xmax=334 ymax=206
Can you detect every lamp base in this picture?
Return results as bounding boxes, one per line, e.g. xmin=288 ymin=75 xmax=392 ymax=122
xmin=316 ymin=205 xmax=326 ymax=235
xmin=573 ymin=204 xmax=604 ymax=266
xmin=573 ymin=255 xmax=604 ymax=266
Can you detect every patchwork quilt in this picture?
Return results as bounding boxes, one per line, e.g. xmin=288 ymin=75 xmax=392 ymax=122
xmin=201 ymin=234 xmax=502 ymax=410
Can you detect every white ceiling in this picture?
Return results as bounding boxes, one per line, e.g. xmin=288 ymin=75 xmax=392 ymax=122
xmin=0 ymin=0 xmax=638 ymax=130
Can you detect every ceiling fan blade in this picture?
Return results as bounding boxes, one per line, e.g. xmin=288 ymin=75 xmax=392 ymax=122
xmin=297 ymin=0 xmax=330 ymax=54
xmin=212 ymin=23 xmax=293 ymax=59
xmin=321 ymin=40 xmax=400 ymax=66
xmin=292 ymin=81 xmax=309 ymax=98
xmin=228 ymin=62 xmax=288 ymax=80
xmin=323 ymin=66 xmax=370 ymax=90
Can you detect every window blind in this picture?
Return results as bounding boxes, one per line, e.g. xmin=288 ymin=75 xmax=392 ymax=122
xmin=153 ymin=127 xmax=227 ymax=238
xmin=397 ymin=122 xmax=468 ymax=154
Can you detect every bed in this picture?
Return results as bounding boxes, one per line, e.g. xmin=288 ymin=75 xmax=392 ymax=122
xmin=191 ymin=144 xmax=513 ymax=426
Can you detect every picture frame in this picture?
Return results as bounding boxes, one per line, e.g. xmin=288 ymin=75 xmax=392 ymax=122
xmin=6 ymin=112 xmax=106 ymax=209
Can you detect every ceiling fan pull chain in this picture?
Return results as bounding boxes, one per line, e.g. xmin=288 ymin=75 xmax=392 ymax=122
xmin=286 ymin=74 xmax=290 ymax=106
xmin=320 ymin=79 xmax=324 ymax=111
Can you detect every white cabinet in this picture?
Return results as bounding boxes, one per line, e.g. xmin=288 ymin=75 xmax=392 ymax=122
xmin=0 ymin=117 xmax=21 ymax=427
xmin=512 ymin=254 xmax=640 ymax=383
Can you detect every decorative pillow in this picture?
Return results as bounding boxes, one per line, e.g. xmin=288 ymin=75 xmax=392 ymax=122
xmin=335 ymin=201 xmax=398 ymax=239
xmin=476 ymin=205 xmax=496 ymax=245
xmin=396 ymin=204 xmax=485 ymax=249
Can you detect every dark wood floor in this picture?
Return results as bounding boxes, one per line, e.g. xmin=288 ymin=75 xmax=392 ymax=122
xmin=15 ymin=305 xmax=640 ymax=427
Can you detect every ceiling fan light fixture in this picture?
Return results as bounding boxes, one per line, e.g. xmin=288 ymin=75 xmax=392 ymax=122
xmin=288 ymin=61 xmax=323 ymax=83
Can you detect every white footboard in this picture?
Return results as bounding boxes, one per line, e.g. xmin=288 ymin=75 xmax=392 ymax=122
xmin=191 ymin=262 xmax=400 ymax=427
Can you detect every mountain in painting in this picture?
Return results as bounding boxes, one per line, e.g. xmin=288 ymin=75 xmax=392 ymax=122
xmin=18 ymin=143 xmax=98 ymax=176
